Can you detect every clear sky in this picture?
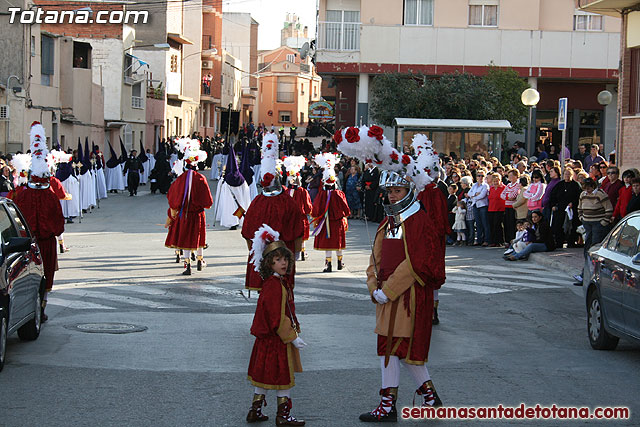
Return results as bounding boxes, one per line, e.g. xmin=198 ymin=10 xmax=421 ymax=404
xmin=222 ymin=0 xmax=317 ymax=51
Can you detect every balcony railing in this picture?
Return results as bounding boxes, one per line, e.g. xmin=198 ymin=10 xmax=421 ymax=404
xmin=277 ymin=92 xmax=295 ymax=103
xmin=132 ymin=96 xmax=144 ymax=109
xmin=317 ymin=21 xmax=360 ymax=51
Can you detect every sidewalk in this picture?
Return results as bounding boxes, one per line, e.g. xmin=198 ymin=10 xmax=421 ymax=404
xmin=529 ymin=247 xmax=584 ymax=276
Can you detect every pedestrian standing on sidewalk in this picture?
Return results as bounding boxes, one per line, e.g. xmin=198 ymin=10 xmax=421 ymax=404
xmin=523 ymin=169 xmax=546 ymax=214
xmin=500 ymin=169 xmax=520 ymax=244
xmin=246 ymin=226 xmax=306 ymax=426
xmin=578 ymin=178 xmax=613 ymax=258
xmin=613 ymin=169 xmax=639 ymax=221
xmin=468 ymin=168 xmax=490 ymax=246
xmin=488 ymin=173 xmax=506 ymax=247
xmin=549 ymin=167 xmax=581 ymax=248
xmin=452 ymin=201 xmax=467 ymax=246
xmin=460 ymin=176 xmax=476 ymax=244
xmin=626 ymin=177 xmax=640 ymax=214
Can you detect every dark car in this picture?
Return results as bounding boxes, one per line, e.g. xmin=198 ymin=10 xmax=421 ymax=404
xmin=0 ymin=198 xmax=46 ymax=372
xmin=583 ymin=211 xmax=640 ymax=350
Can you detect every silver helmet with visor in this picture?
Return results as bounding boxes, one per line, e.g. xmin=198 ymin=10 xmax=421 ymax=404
xmin=379 ymin=170 xmax=417 ymax=218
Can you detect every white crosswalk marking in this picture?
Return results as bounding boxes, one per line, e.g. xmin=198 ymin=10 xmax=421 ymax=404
xmin=47 ymin=297 xmax=116 ymax=310
xmin=60 ymin=288 xmax=184 ymax=309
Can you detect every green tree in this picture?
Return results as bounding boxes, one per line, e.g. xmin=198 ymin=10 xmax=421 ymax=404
xmin=369 ymin=67 xmax=529 ymax=133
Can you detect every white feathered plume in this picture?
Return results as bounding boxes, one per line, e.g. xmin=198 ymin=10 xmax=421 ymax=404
xmin=29 ymin=121 xmax=50 ymax=178
xmin=249 ymin=224 xmax=281 ymax=272
xmin=314 ymin=152 xmax=338 ymax=184
xmin=260 ymin=132 xmax=280 ymax=187
xmin=11 ymin=153 xmax=31 ymax=186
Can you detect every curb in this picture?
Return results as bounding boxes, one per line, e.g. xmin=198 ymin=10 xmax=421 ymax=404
xmin=529 ymin=252 xmax=583 ymax=276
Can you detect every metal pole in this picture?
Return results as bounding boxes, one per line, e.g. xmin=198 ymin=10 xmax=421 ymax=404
xmin=561 ymin=128 xmax=567 ymax=174
xmin=527 ymin=106 xmax=533 ymax=156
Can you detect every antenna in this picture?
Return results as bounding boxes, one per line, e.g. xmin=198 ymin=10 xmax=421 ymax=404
xmin=299 ymin=41 xmax=310 ymax=60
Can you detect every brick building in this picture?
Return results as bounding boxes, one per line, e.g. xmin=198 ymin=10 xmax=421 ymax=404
xmin=583 ymin=0 xmax=640 ymax=172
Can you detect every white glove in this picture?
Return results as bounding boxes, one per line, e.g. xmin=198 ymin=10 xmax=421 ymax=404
xmin=373 ymin=289 xmax=389 ymax=304
xmin=292 ymin=337 xmax=307 ymax=349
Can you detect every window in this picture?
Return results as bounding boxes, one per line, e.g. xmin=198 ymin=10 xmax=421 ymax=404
xmin=0 ymin=206 xmax=19 ymax=243
xmin=606 ymin=222 xmax=624 ymax=251
xmin=170 ymin=54 xmax=178 ymax=73
xmin=132 ymin=82 xmax=143 ymax=109
xmin=41 ymin=34 xmax=55 ymax=86
xmin=203 ymin=35 xmax=213 ymax=50
xmin=469 ymin=2 xmax=498 ymax=27
xmin=404 ymin=0 xmax=433 ymax=26
xmin=287 ymin=53 xmax=296 ymax=63
xmin=300 ymin=112 xmax=304 ymax=123
xmin=73 ymin=41 xmax=91 ymax=69
xmin=124 ymin=54 xmax=133 ymax=80
xmin=301 ymin=83 xmax=305 ymax=94
xmin=277 ymin=77 xmax=296 ymax=103
xmin=31 ymin=36 xmax=36 ymax=57
xmin=574 ymin=11 xmax=603 ymax=31
xmin=630 ymin=48 xmax=640 ymax=115
xmin=321 ymin=10 xmax=360 ymax=51
xmin=279 ymin=111 xmax=292 ymax=123
xmin=616 ymin=219 xmax=640 ymax=257
xmin=4 ymin=205 xmax=28 ymax=238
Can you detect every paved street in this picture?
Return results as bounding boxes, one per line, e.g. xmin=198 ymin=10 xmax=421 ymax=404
xmin=1 ymin=174 xmax=639 ymax=426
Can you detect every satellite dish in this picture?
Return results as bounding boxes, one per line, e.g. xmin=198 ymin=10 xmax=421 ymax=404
xmin=299 ymin=42 xmax=310 ymax=60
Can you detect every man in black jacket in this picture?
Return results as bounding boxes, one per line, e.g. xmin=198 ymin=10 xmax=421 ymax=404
xmin=123 ymin=150 xmax=143 ymax=196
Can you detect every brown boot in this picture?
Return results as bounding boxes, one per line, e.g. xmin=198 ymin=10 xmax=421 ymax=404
xmin=359 ymin=387 xmax=398 ymax=422
xmin=275 ymin=397 xmax=304 ymax=426
xmin=246 ymin=393 xmax=268 ymax=423
xmin=414 ymin=380 xmax=442 ymax=407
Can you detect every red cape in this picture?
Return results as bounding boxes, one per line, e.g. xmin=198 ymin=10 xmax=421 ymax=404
xmin=288 ymin=186 xmax=312 ymax=241
xmin=165 ymin=170 xmax=213 ymax=250
xmin=417 ymin=183 xmax=451 ymax=237
xmin=242 ymin=192 xmax=304 ymax=290
xmin=49 ymin=176 xmax=68 ymax=200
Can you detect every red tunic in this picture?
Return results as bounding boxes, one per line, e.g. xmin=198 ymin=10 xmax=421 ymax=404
xmin=311 ymin=188 xmax=350 ymax=250
xmin=14 ymin=185 xmax=65 ymax=291
xmin=287 ymin=186 xmax=312 ymax=241
xmin=242 ymin=192 xmax=304 ymax=291
xmin=614 ymin=185 xmax=633 ymax=220
xmin=374 ymin=210 xmax=445 ymax=364
xmin=49 ymin=176 xmax=68 ymax=200
xmin=7 ymin=185 xmax=26 ymax=200
xmin=247 ymin=275 xmax=302 ymax=389
xmin=164 ymin=170 xmax=213 ymax=250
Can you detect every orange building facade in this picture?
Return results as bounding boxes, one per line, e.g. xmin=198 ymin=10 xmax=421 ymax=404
xmin=257 ymin=46 xmax=321 ymax=129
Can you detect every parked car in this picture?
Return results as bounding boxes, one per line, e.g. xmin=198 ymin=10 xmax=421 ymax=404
xmin=583 ymin=211 xmax=640 ymax=350
xmin=0 ymin=198 xmax=46 ymax=372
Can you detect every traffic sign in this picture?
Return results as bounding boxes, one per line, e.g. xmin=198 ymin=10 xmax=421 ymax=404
xmin=558 ymin=98 xmax=568 ymax=131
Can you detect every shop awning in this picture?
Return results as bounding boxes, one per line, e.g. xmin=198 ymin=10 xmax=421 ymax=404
xmin=580 ymin=0 xmax=640 ymax=17
xmin=393 ymin=118 xmax=512 ymax=131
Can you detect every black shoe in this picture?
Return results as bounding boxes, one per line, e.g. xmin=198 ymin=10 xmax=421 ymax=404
xmin=358 ymin=407 xmax=397 ymax=423
xmin=573 ymin=282 xmax=583 ymax=286
xmin=432 ymin=307 xmax=439 ymax=325
xmin=41 ymin=307 xmax=48 ymax=323
xmin=182 ymin=264 xmax=192 ymax=276
xmin=229 ymin=225 xmax=238 ymax=230
xmin=191 ymin=252 xmax=196 ymax=261
xmin=66 ymin=218 xmax=74 ymax=224
xmin=197 ymin=259 xmax=205 ymax=271
xmin=323 ymin=262 xmax=332 ymax=273
xmin=337 ymin=259 xmax=344 ymax=270
xmin=301 ymin=251 xmax=305 ymax=261
xmin=175 ymin=254 xmax=180 ymax=263
xmin=59 ymin=244 xmax=65 ymax=254
xmin=129 ymin=193 xmax=134 ymax=197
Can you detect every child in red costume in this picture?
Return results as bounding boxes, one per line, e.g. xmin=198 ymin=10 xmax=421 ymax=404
xmin=310 ymin=153 xmax=350 ymax=272
xmin=246 ymin=225 xmax=306 ymax=426
xmin=164 ymin=139 xmax=213 ymax=275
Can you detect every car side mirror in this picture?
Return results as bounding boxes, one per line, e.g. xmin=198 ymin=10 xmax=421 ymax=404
xmin=632 ymin=253 xmax=640 ymax=266
xmin=2 ymin=237 xmax=31 ymax=257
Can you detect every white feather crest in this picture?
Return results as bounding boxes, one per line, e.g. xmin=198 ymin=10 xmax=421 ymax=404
xmin=176 ymin=138 xmax=200 ymax=154
xmin=283 ymin=156 xmax=306 ymax=175
xmin=184 ymin=147 xmax=207 ymax=165
xmin=171 ymin=159 xmax=184 ymax=176
xmin=11 ymin=153 xmax=31 ymax=172
xmin=260 ymin=132 xmax=279 ymax=180
xmin=249 ymin=224 xmax=281 ymax=272
xmin=50 ymin=149 xmax=73 ymax=164
xmin=314 ymin=152 xmax=338 ymax=183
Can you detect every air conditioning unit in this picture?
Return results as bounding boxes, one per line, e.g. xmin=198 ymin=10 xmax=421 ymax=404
xmin=202 ymin=60 xmax=213 ymax=69
xmin=0 ymin=105 xmax=8 ymax=121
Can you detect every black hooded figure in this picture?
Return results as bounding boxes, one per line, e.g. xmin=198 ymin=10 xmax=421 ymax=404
xmin=123 ymin=149 xmax=143 ymax=196
xmin=150 ymin=148 xmax=172 ymax=194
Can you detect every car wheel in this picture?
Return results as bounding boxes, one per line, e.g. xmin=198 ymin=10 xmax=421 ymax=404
xmin=587 ymin=289 xmax=619 ymax=350
xmin=0 ymin=305 xmax=7 ymax=372
xmin=17 ymin=292 xmax=41 ymax=342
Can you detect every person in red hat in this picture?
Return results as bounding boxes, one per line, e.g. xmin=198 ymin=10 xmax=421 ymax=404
xmin=310 ymin=153 xmax=350 ymax=272
xmin=14 ymin=122 xmax=65 ymax=322
xmin=164 ymin=139 xmax=213 ymax=275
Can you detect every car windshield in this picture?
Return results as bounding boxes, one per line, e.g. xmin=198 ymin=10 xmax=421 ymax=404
xmin=0 ymin=206 xmax=18 ymax=244
xmin=616 ymin=217 xmax=640 ymax=257
xmin=3 ymin=204 xmax=29 ymax=238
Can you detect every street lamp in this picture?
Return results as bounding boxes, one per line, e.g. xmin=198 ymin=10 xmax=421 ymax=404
xmin=123 ymin=43 xmax=171 ymax=52
xmin=598 ymin=89 xmax=613 ymax=160
xmin=521 ymin=88 xmax=540 ymax=156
